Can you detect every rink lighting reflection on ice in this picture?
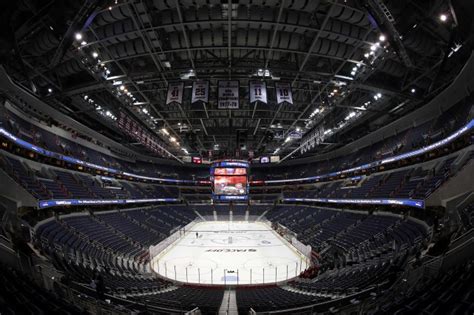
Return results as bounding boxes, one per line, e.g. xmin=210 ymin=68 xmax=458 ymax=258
xmin=150 ymin=221 xmax=310 ymax=285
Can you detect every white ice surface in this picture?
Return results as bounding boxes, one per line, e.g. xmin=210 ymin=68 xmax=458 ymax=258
xmin=150 ymin=221 xmax=309 ymax=285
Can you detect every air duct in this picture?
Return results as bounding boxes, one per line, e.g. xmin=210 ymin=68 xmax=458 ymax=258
xmin=329 ymin=5 xmax=370 ymax=27
xmin=403 ymin=31 xmax=439 ymax=56
xmin=55 ymin=59 xmax=84 ymax=77
xmin=377 ymin=59 xmax=406 ymax=77
xmin=25 ymin=31 xmax=60 ymax=57
xmin=93 ymin=5 xmax=133 ymax=26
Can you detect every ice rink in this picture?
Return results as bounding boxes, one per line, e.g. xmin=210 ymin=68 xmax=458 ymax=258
xmin=150 ymin=221 xmax=309 ymax=285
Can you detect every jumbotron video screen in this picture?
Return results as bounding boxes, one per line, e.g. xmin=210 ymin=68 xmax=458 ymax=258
xmin=210 ymin=160 xmax=249 ymax=200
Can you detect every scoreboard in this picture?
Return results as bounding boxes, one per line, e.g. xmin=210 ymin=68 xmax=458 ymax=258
xmin=210 ymin=160 xmax=249 ymax=201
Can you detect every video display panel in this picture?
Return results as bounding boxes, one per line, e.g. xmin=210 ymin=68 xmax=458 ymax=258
xmin=213 ymin=175 xmax=247 ymax=195
xmin=210 ymin=161 xmax=249 ymax=200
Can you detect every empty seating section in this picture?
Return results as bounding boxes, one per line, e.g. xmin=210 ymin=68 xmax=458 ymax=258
xmin=458 ymin=202 xmax=474 ymax=229
xmin=54 ymin=170 xmax=91 ymax=198
xmin=396 ymin=168 xmax=429 ymax=198
xmin=233 ymin=205 xmax=247 ymax=217
xmin=1 ymin=153 xmax=181 ymax=201
xmin=130 ymin=286 xmax=225 ymax=313
xmin=251 ymin=100 xmax=472 ymax=181
xmin=282 ymin=152 xmax=471 ymax=201
xmin=31 ymin=203 xmax=432 ymax=313
xmin=191 ymin=205 xmax=215 ymax=217
xmin=2 ymin=104 xmax=472 ymax=207
xmin=0 ymin=263 xmax=83 ymax=314
xmin=2 ymin=97 xmax=472 ymax=184
xmin=1 ymin=109 xmax=201 ymax=178
xmin=52 ymin=257 xmax=171 ymax=295
xmin=412 ymin=157 xmax=457 ymax=199
xmin=370 ymin=170 xmax=410 ymax=198
xmin=236 ymin=287 xmax=328 ymax=313
xmin=377 ymin=261 xmax=474 ymax=315
xmin=262 ymin=206 xmax=429 ymax=306
xmin=97 ymin=212 xmax=161 ymax=248
xmin=37 ymin=178 xmax=69 ymax=199
xmin=249 ymin=205 xmax=272 ymax=216
xmin=76 ymin=174 xmax=117 ymax=199
xmin=0 ymin=156 xmax=50 ymax=199
xmin=267 ymin=206 xmax=427 ymax=261
xmin=294 ymin=259 xmax=395 ymax=294
xmin=36 ymin=206 xmax=193 ymax=275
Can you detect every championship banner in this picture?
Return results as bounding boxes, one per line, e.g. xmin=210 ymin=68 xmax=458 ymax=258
xmin=191 ymin=80 xmax=209 ymax=104
xmin=166 ymin=82 xmax=184 ymax=105
xmin=249 ymin=81 xmax=267 ymax=104
xmin=218 ymin=80 xmax=240 ymax=109
xmin=275 ymin=82 xmax=293 ymax=105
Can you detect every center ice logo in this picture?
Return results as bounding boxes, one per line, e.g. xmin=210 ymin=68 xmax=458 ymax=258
xmin=205 ymin=249 xmax=257 ymax=252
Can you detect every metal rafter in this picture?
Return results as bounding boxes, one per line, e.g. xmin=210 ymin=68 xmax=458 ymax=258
xmin=265 ymin=0 xmax=287 ymax=69
xmin=291 ymin=4 xmax=335 ymax=87
xmin=174 ymin=0 xmax=196 ymax=71
xmin=4 ymin=0 xmax=459 ymax=159
xmin=131 ymin=1 xmax=204 ymax=151
xmin=86 ymin=27 xmax=183 ymax=155
xmin=81 ymin=17 xmax=373 ymax=51
xmin=256 ymin=3 xmax=337 ymax=149
xmin=273 ymin=27 xmax=376 ymax=157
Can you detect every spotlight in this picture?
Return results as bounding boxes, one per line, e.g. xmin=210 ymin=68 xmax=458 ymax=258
xmin=411 ymin=88 xmax=416 ymax=94
xmin=92 ymin=52 xmax=99 ymax=58
xmin=439 ymin=14 xmax=448 ymax=22
xmin=119 ymin=85 xmax=125 ymax=91
xmin=47 ymin=88 xmax=52 ymax=93
xmin=75 ymin=32 xmax=83 ymax=41
xmin=379 ymin=34 xmax=386 ymax=42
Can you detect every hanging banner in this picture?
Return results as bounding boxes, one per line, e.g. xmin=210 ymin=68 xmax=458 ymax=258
xmin=288 ymin=130 xmax=303 ymax=139
xmin=191 ymin=80 xmax=209 ymax=104
xmin=275 ymin=82 xmax=293 ymax=105
xmin=166 ymin=82 xmax=184 ymax=105
xmin=249 ymin=81 xmax=267 ymax=104
xmin=218 ymin=80 xmax=239 ymax=109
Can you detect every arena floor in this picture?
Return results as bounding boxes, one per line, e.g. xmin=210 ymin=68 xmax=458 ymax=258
xmin=150 ymin=221 xmax=309 ymax=285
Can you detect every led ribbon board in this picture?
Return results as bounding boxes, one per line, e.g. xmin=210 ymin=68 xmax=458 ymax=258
xmin=0 ymin=127 xmax=200 ymax=184
xmin=210 ymin=160 xmax=249 ymax=201
xmin=0 ymin=118 xmax=472 ymax=187
xmin=283 ymin=198 xmax=425 ymax=209
xmin=38 ymin=198 xmax=180 ymax=209
xmin=265 ymin=118 xmax=474 ymax=185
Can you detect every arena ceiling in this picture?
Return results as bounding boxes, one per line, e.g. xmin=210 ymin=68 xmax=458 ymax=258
xmin=0 ymin=0 xmax=473 ymax=162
